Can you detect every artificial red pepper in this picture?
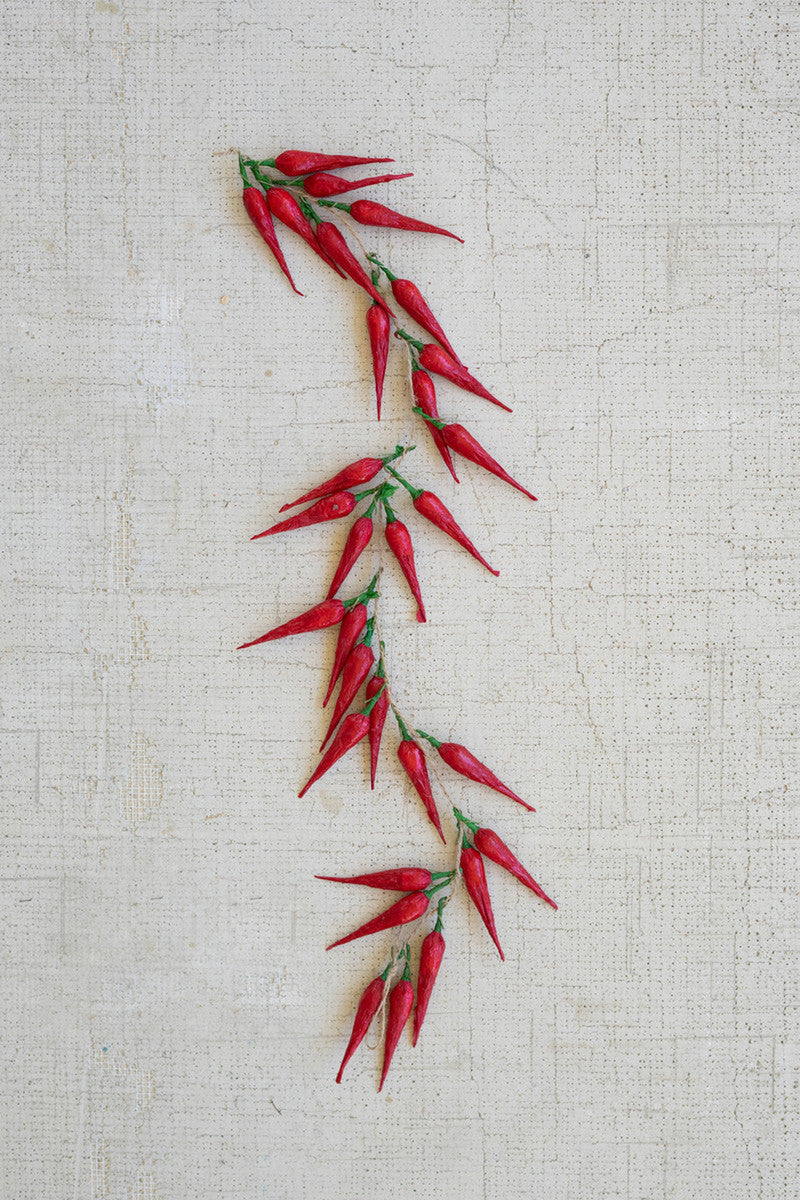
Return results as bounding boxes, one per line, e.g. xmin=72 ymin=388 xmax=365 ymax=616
xmin=367 ymin=257 xmax=462 ymax=361
xmin=468 ymin=820 xmax=556 ymax=909
xmin=460 ymin=847 xmax=504 ymax=960
xmin=335 ymin=971 xmax=387 ymax=1083
xmin=366 ymin=302 xmax=390 ymax=419
xmin=322 ymin=603 xmax=368 ymax=707
xmin=320 ymin=639 xmax=375 ymax=750
xmin=416 ymin=731 xmax=534 ymax=811
xmin=413 ymin=904 xmax=446 ymax=1045
xmin=326 ymin=516 xmax=374 ymax=599
xmin=418 ymin=342 xmax=511 ymax=412
xmin=414 ymin=411 xmax=537 ymax=501
xmin=379 ymin=953 xmax=415 ymax=1091
xmin=251 ymin=490 xmax=356 ymax=540
xmin=241 ymin=182 xmax=303 ymax=296
xmin=303 ymin=171 xmax=413 ymax=198
xmin=316 ymin=868 xmax=432 ymax=891
xmin=395 ymin=714 xmax=444 ymax=843
xmin=298 ymin=690 xmax=383 ymax=799
xmin=385 ymin=465 xmax=498 ymax=575
xmin=315 ymin=223 xmax=394 ymax=315
xmin=264 ymin=185 xmax=345 ymax=276
xmin=280 ymin=453 xmax=399 ymax=512
xmin=268 ymin=151 xmax=395 ymax=175
xmin=412 ymin=369 xmax=459 ymax=482
xmin=383 ymin=495 xmax=426 ymax=623
xmin=366 ymin=662 xmax=389 ymax=789
xmin=348 ymin=200 xmax=463 ymax=242
xmin=326 ymin=889 xmax=429 ymax=949
xmin=237 ymin=598 xmax=344 ymax=650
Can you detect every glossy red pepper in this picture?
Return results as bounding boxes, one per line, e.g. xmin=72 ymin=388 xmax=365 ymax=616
xmin=335 ymin=973 xmax=386 ymax=1083
xmin=264 ymin=186 xmax=345 ymax=275
xmin=298 ymin=696 xmax=380 ymax=800
xmin=315 ymin=223 xmax=394 ymax=315
xmin=327 ymin=516 xmax=374 ymax=599
xmin=237 ymin=598 xmax=344 ymax=650
xmin=316 ymin=868 xmax=432 ymax=891
xmin=241 ymin=184 xmax=303 ymax=295
xmin=326 ymin=889 xmax=429 ymax=950
xmin=304 ymin=171 xmax=413 ymax=198
xmin=460 ymin=847 xmax=504 ymax=960
xmin=280 ymin=455 xmax=395 ymax=512
xmin=396 ymin=716 xmax=444 ymax=843
xmin=251 ymin=490 xmax=356 ymax=540
xmin=323 ymin=603 xmax=368 ymax=707
xmin=417 ymin=731 xmax=534 ymax=811
xmin=320 ymin=640 xmax=375 ymax=750
xmin=270 ymin=151 xmax=394 ymax=175
xmin=386 ymin=466 xmax=497 ymax=575
xmin=413 ymin=909 xmax=446 ymax=1045
xmin=366 ymin=303 xmax=390 ymax=419
xmin=384 ymin=496 xmax=426 ymax=623
xmin=366 ymin=666 xmax=389 ymax=789
xmin=349 ymin=200 xmax=463 ymax=242
xmin=369 ymin=257 xmax=462 ymax=362
xmin=414 ymin=411 xmax=537 ymax=501
xmin=473 ymin=825 xmax=556 ymax=910
xmin=418 ymin=343 xmax=512 ymax=412
xmin=379 ymin=959 xmax=414 ymax=1091
xmin=412 ymin=370 xmax=459 ymax=482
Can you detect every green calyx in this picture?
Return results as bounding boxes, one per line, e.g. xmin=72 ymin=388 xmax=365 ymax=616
xmin=412 ymin=405 xmax=445 ymax=431
xmin=393 ymin=707 xmax=412 ymax=742
xmin=453 ymin=807 xmax=479 ymax=835
xmin=415 ymin=728 xmax=441 ymax=750
xmin=395 ymin=328 xmax=424 ymax=353
xmin=361 ymin=683 xmax=386 ymax=717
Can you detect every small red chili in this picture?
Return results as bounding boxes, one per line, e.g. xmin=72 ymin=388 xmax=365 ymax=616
xmin=379 ymin=954 xmax=415 ymax=1092
xmin=413 ymin=904 xmax=446 ymax=1046
xmin=315 ymin=868 xmax=433 ymax=891
xmin=366 ymin=664 xmax=390 ymax=789
xmin=298 ymin=689 xmax=384 ymax=799
xmin=335 ymin=971 xmax=387 ymax=1083
xmin=251 ymin=490 xmax=356 ymax=540
xmin=369 ymin=256 xmax=462 ymax=362
xmin=315 ymin=223 xmax=394 ymax=315
xmin=385 ymin=465 xmax=498 ymax=576
xmin=269 ymin=151 xmax=395 ymax=175
xmin=412 ymin=369 xmax=459 ymax=483
xmin=414 ymin=410 xmax=537 ymax=501
xmin=320 ymin=640 xmax=375 ymax=751
xmin=460 ymin=847 xmax=504 ymax=960
xmin=326 ymin=515 xmax=374 ymax=599
xmin=263 ymin=186 xmax=345 ymax=275
xmin=237 ymin=598 xmax=344 ymax=650
xmin=366 ymin=302 xmax=391 ymax=420
xmin=323 ymin=603 xmax=368 ymax=707
xmin=418 ymin=342 xmax=511 ymax=412
xmin=347 ymin=200 xmax=463 ymax=243
xmin=303 ymin=171 xmax=413 ymax=198
xmin=470 ymin=821 xmax=556 ymax=909
xmin=241 ymin=182 xmax=303 ymax=296
xmin=383 ymin=495 xmax=426 ymax=623
xmin=325 ymin=889 xmax=429 ymax=950
xmin=395 ymin=714 xmax=444 ymax=843
xmin=416 ymin=731 xmax=534 ymax=811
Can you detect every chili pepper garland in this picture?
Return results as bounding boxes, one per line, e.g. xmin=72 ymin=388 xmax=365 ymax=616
xmin=236 ymin=149 xmax=557 ymax=1091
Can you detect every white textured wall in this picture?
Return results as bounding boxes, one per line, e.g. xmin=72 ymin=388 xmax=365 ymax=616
xmin=3 ymin=1 xmax=799 ymax=1197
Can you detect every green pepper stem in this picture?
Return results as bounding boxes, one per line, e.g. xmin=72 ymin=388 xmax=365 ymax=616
xmin=238 ymin=153 xmax=252 ymax=187
xmin=361 ymin=683 xmax=386 ymax=717
xmin=434 ymin=896 xmax=447 ymax=932
xmin=318 ymin=199 xmax=351 ymax=212
xmin=415 ymin=729 xmax=441 ymax=750
xmin=412 ymin=406 xmax=445 ymax=430
xmin=425 ymin=877 xmax=451 ymax=900
xmin=384 ymin=463 xmax=421 ymax=500
xmin=395 ymin=328 xmax=424 ymax=353
xmin=366 ymin=253 xmax=397 ymax=283
xmin=392 ymin=707 xmax=412 ymax=742
xmin=453 ymin=807 xmax=479 ymax=834
xmin=382 ymin=492 xmax=397 ymax=524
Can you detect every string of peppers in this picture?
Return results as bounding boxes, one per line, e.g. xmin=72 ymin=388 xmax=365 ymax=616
xmin=237 ymin=147 xmax=556 ymax=1091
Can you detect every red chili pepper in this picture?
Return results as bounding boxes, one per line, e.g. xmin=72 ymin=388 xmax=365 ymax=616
xmin=316 ymin=868 xmax=432 ymax=891
xmin=368 ymin=257 xmax=462 ymax=362
xmin=417 ymin=732 xmax=534 ymax=811
xmin=280 ymin=455 xmax=394 ymax=512
xmin=264 ymin=186 xmax=345 ymax=275
xmin=270 ymin=151 xmax=395 ymax=175
xmin=299 ymin=694 xmax=381 ymax=799
xmin=326 ymin=889 xmax=429 ymax=950
xmin=237 ymin=598 xmax=344 ymax=650
xmin=323 ymin=603 xmax=368 ymax=707
xmin=251 ymin=490 xmax=356 ymax=540
xmin=327 ymin=516 xmax=374 ymax=599
xmin=396 ymin=716 xmax=444 ymax=843
xmin=418 ymin=343 xmax=512 ymax=412
xmin=414 ymin=411 xmax=537 ymax=501
xmin=366 ymin=304 xmax=390 ymax=419
xmin=315 ymin=223 xmax=394 ymax=315
xmin=335 ymin=972 xmax=386 ymax=1083
xmin=349 ymin=200 xmax=463 ymax=242
xmin=385 ymin=465 xmax=497 ymax=575
xmin=366 ymin=667 xmax=389 ymax=789
xmin=304 ymin=171 xmax=413 ymax=198
xmin=412 ymin=370 xmax=459 ymax=482
xmin=379 ymin=958 xmax=414 ymax=1091
xmin=473 ymin=826 xmax=557 ymax=910
xmin=460 ymin=847 xmax=504 ymax=960
xmin=241 ymin=185 xmax=303 ymax=296
xmin=413 ymin=909 xmax=446 ymax=1046
xmin=320 ymin=641 xmax=375 ymax=750
xmin=384 ymin=496 xmax=425 ymax=623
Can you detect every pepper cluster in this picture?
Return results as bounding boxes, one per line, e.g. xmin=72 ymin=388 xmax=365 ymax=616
xmin=237 ymin=148 xmax=556 ymax=1091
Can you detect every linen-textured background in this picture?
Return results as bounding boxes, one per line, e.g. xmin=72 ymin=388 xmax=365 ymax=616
xmin=3 ymin=1 xmax=799 ymax=1196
